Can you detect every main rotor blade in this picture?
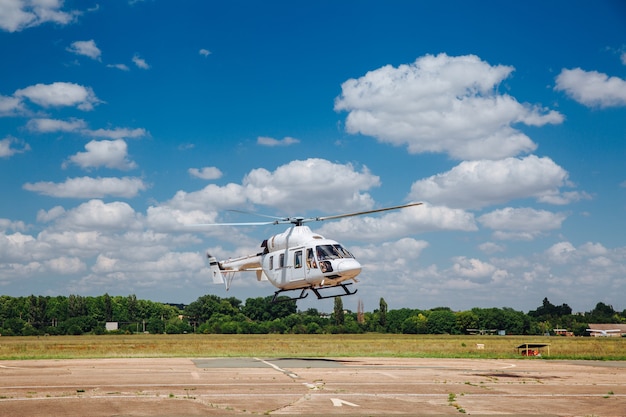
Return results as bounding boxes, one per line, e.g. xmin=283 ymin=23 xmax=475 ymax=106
xmin=315 ymin=202 xmax=423 ymax=222
xmin=226 ymin=209 xmax=286 ymax=221
xmin=189 ymin=221 xmax=277 ymax=227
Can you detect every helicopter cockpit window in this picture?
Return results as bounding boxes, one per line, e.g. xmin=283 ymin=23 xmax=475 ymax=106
xmin=316 ymin=244 xmax=354 ymax=260
xmin=294 ymin=250 xmax=302 ymax=269
xmin=333 ymin=244 xmax=354 ymax=258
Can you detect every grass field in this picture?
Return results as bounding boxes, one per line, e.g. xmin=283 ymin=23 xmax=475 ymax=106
xmin=1 ymin=334 xmax=625 ymax=360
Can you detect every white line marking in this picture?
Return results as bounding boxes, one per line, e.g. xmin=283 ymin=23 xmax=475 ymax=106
xmin=331 ymin=398 xmax=359 ymax=407
xmin=254 ymin=358 xmax=299 ymax=379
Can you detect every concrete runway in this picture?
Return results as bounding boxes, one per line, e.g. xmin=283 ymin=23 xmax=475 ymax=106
xmin=0 ymin=357 xmax=625 ymax=416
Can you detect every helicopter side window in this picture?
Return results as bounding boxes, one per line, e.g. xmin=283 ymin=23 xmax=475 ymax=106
xmin=279 ymin=253 xmax=285 ymax=268
xmin=294 ymin=250 xmax=302 ymax=269
xmin=269 ymin=256 xmax=273 ymax=270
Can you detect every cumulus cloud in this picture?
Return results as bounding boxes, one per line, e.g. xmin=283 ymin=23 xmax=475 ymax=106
xmin=23 ymin=176 xmax=147 ymax=198
xmin=409 ymin=155 xmax=585 ymax=209
xmin=555 ymin=68 xmax=626 ymax=108
xmin=45 ymin=256 xmax=86 ymax=274
xmin=0 ymin=0 xmax=79 ymax=32
xmin=451 ymin=256 xmax=503 ymax=283
xmin=335 ymin=53 xmax=563 ymax=160
xmin=0 ymin=94 xmax=25 ymax=116
xmin=242 ymin=158 xmax=379 ymax=213
xmin=0 ymin=136 xmax=30 ymax=157
xmin=317 ymin=202 xmax=477 ymax=242
xmin=158 ymin=158 xmax=381 ymax=223
xmin=64 ymin=139 xmax=137 ymax=170
xmin=188 ymin=166 xmax=222 ymax=180
xmin=57 ymin=199 xmax=142 ymax=231
xmin=257 ymin=136 xmax=300 ymax=147
xmin=0 ymin=218 xmax=26 ymax=232
xmin=66 ymin=39 xmax=101 ymax=60
xmin=199 ymin=48 xmax=211 ymax=57
xmin=478 ymin=207 xmax=568 ymax=240
xmin=15 ymin=82 xmax=102 ymax=110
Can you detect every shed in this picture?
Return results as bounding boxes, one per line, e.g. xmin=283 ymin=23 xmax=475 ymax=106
xmin=516 ymin=343 xmax=549 ymax=356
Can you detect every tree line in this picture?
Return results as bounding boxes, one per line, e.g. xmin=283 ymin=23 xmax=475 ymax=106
xmin=0 ymin=294 xmax=623 ymax=336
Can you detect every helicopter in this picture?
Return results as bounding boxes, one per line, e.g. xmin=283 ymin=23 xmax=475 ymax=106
xmin=200 ymin=202 xmax=423 ymax=302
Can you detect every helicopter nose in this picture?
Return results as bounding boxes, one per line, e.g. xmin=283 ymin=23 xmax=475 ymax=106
xmin=336 ymin=258 xmax=362 ymax=279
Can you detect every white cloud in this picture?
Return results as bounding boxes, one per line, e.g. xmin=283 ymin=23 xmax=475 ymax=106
xmin=66 ymin=39 xmax=101 ymax=60
xmin=107 ymin=63 xmax=130 ymax=71
xmin=188 ymin=166 xmax=222 ymax=180
xmin=45 ymin=256 xmax=86 ymax=274
xmin=257 ymin=136 xmax=300 ymax=147
xmin=409 ymin=155 xmax=583 ymax=209
xmin=65 ymin=139 xmax=137 ymax=170
xmin=478 ymin=242 xmax=505 ymax=254
xmin=545 ymin=241 xmax=576 ymax=264
xmin=242 ymin=158 xmax=379 ymax=213
xmin=0 ymin=0 xmax=79 ymax=32
xmin=335 ymin=53 xmax=563 ymax=160
xmin=26 ymin=118 xmax=148 ymax=139
xmin=317 ymin=203 xmax=477 ymax=242
xmin=27 ymin=117 xmax=87 ymax=133
xmin=0 ymin=218 xmax=26 ymax=232
xmin=37 ymin=206 xmax=66 ymax=222
xmin=15 ymin=82 xmax=102 ymax=110
xmin=355 ymin=238 xmax=429 ymax=271
xmin=156 ymin=158 xmax=382 ymax=229
xmin=132 ymin=54 xmax=150 ymax=69
xmin=23 ymin=176 xmax=147 ymax=198
xmin=555 ymin=68 xmax=626 ymax=108
xmin=0 ymin=136 xmax=30 ymax=157
xmin=57 ymin=199 xmax=142 ymax=231
xmin=451 ymin=256 xmax=501 ymax=282
xmin=478 ymin=207 xmax=567 ymax=240
xmin=146 ymin=206 xmax=219 ymax=231
xmin=0 ymin=94 xmax=25 ymax=116
xmin=87 ymin=127 xmax=147 ymax=139
xmin=199 ymin=48 xmax=211 ymax=57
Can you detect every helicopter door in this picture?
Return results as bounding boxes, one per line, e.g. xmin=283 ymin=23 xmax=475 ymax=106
xmin=289 ymin=249 xmax=306 ymax=284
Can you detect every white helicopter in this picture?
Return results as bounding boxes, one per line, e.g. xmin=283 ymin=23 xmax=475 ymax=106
xmin=200 ymin=202 xmax=422 ymax=302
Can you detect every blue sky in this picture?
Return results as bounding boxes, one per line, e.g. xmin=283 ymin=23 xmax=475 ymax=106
xmin=1 ymin=0 xmax=625 ymax=314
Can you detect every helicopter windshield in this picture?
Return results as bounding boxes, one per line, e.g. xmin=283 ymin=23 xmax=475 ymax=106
xmin=316 ymin=244 xmax=354 ymax=260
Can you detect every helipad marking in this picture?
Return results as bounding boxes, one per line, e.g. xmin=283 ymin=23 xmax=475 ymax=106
xmin=254 ymin=358 xmax=299 ymax=379
xmin=331 ymin=398 xmax=359 ymax=407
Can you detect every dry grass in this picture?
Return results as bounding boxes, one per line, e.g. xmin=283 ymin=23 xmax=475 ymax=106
xmin=0 ymin=333 xmax=624 ymax=360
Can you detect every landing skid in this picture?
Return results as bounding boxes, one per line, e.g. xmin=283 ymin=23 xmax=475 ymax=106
xmin=272 ymin=283 xmax=357 ymax=303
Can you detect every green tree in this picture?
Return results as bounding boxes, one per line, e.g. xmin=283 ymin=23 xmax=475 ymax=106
xmin=242 ymin=296 xmax=295 ymax=322
xmin=427 ymin=309 xmax=458 ymax=334
xmin=402 ymin=313 xmax=428 ymax=334
xmin=333 ymin=297 xmax=344 ymax=326
xmin=68 ymin=294 xmax=87 ymax=318
xmin=379 ymin=297 xmax=388 ymax=327
xmin=186 ymin=294 xmax=239 ymax=324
